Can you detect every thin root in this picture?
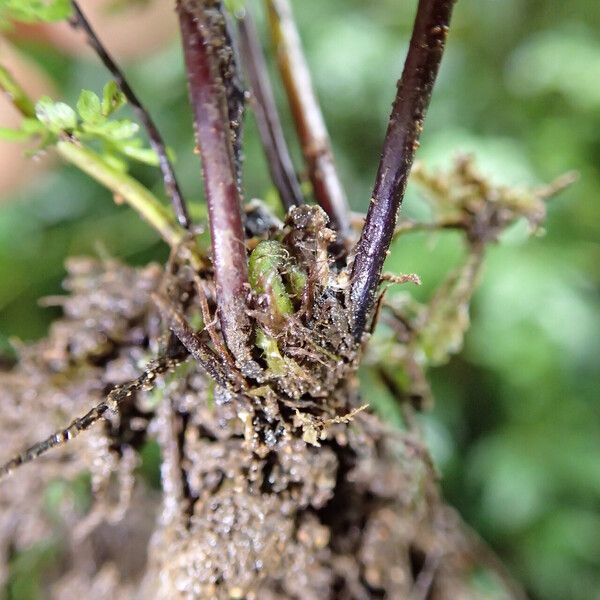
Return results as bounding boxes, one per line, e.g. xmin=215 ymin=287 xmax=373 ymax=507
xmin=0 ymin=352 xmax=186 ymax=480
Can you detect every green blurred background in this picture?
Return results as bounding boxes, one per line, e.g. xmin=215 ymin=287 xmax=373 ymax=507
xmin=1 ymin=1 xmax=599 ymax=599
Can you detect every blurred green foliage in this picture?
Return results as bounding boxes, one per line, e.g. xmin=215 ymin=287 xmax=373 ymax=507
xmin=1 ymin=1 xmax=599 ymax=599
xmin=0 ymin=0 xmax=70 ymax=25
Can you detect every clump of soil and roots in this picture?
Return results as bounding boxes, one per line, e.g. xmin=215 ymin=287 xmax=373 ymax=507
xmin=0 ymin=158 xmax=565 ymax=598
xmin=0 ymin=256 xmax=497 ymax=599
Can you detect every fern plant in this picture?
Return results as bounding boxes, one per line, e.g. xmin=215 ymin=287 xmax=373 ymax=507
xmin=0 ymin=1 xmax=571 ymax=598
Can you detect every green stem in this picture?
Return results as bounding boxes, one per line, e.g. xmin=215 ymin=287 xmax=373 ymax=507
xmin=0 ymin=63 xmax=188 ymax=249
xmin=0 ymin=65 xmax=36 ymax=118
xmin=56 ymin=141 xmax=184 ymax=247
